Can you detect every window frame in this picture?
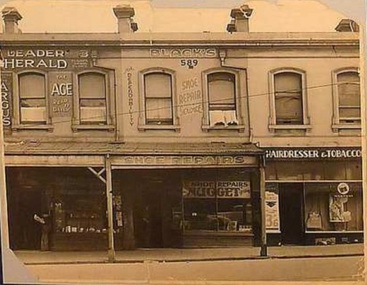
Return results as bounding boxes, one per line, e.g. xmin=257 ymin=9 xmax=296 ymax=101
xmin=13 ymin=70 xmax=52 ymax=131
xmin=72 ymin=69 xmax=115 ymax=131
xmin=332 ymin=67 xmax=361 ymax=131
xmin=202 ymin=68 xmax=245 ymax=132
xmin=138 ymin=68 xmax=180 ymax=131
xmin=268 ymin=68 xmax=310 ymax=131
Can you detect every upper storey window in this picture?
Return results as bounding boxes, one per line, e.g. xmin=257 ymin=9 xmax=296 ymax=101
xmin=208 ymin=72 xmax=238 ymax=127
xmin=78 ymin=72 xmax=107 ymax=125
xmin=18 ymin=72 xmax=47 ymax=125
xmin=73 ymin=69 xmax=115 ymax=131
xmin=332 ymin=68 xmax=360 ymax=132
xmin=138 ymin=69 xmax=179 ymax=131
xmin=337 ymin=71 xmax=360 ymax=124
xmin=202 ymin=69 xmax=245 ymax=132
xmin=269 ymin=69 xmax=310 ymax=132
xmin=144 ymin=72 xmax=173 ymax=125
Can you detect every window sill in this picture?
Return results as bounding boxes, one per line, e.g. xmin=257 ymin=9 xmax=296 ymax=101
xmin=12 ymin=124 xmax=54 ymax=131
xmin=202 ymin=124 xmax=245 ymax=132
xmin=332 ymin=124 xmax=361 ymax=131
xmin=183 ymin=230 xmax=253 ymax=236
xmin=138 ymin=124 xmax=181 ymax=132
xmin=268 ymin=124 xmax=311 ymax=130
xmin=72 ymin=124 xmax=115 ymax=131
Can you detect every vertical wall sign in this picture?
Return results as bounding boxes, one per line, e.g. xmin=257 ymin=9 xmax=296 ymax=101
xmin=1 ymin=72 xmax=12 ymax=127
xmin=49 ymin=73 xmax=73 ymax=117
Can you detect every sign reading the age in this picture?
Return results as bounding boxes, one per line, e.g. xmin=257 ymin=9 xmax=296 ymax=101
xmin=50 ymin=73 xmax=73 ymax=117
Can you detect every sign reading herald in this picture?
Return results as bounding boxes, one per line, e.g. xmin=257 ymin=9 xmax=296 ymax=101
xmin=2 ymin=49 xmax=96 ymax=70
xmin=265 ymin=148 xmax=361 ymax=160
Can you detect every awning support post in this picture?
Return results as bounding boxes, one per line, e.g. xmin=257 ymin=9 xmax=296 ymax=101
xmin=259 ymin=155 xmax=267 ymax=257
xmin=105 ymin=154 xmax=115 ymax=262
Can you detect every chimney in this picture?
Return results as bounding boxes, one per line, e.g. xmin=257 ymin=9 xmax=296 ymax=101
xmin=335 ymin=19 xmax=359 ymax=32
xmin=113 ymin=5 xmax=138 ymax=33
xmin=2 ymin=7 xmax=22 ymax=34
xmin=227 ymin=5 xmax=253 ymax=33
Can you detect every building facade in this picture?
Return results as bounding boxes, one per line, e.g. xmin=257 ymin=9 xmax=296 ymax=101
xmin=1 ymin=5 xmax=362 ymax=251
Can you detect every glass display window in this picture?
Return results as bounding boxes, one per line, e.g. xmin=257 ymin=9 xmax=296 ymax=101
xmin=304 ymin=182 xmax=362 ymax=232
xmin=182 ymin=178 xmax=252 ymax=233
xmin=53 ymin=191 xmax=107 ymax=234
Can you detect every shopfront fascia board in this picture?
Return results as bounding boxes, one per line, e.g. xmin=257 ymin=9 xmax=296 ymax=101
xmin=5 ymin=155 xmax=105 ymax=167
xmin=110 ymin=154 xmax=258 ymax=169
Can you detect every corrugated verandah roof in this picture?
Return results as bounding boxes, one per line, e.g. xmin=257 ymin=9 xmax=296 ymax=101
xmin=4 ymin=141 xmax=263 ymax=156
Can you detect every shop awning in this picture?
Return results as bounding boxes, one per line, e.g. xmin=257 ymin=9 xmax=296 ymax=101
xmin=4 ymin=141 xmax=263 ymax=167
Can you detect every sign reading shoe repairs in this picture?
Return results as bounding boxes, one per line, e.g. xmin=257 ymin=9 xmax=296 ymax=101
xmin=265 ymin=148 xmax=361 ymax=160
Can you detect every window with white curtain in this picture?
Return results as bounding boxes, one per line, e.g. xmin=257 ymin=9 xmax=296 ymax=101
xmin=208 ymin=72 xmax=238 ymax=127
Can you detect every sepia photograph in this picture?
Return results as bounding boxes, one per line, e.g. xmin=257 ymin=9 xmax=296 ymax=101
xmin=0 ymin=0 xmax=365 ymax=284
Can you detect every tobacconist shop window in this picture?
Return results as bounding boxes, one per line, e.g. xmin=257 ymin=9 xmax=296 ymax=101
xmin=268 ymin=69 xmax=311 ymax=132
xmin=202 ymin=69 xmax=245 ymax=131
xmin=138 ymin=68 xmax=180 ymax=131
xmin=14 ymin=71 xmax=53 ymax=130
xmin=73 ymin=70 xmax=115 ymax=131
xmin=332 ymin=68 xmax=361 ymax=132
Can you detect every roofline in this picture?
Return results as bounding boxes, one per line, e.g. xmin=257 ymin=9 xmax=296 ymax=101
xmin=0 ymin=32 xmax=359 ymax=47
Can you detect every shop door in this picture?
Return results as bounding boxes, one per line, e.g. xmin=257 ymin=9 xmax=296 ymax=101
xmin=138 ymin=186 xmax=164 ymax=248
xmin=279 ymin=183 xmax=304 ymax=245
xmin=16 ymin=190 xmax=43 ymax=250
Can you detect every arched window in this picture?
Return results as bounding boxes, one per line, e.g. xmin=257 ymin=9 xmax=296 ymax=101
xmin=337 ymin=71 xmax=360 ymax=124
xmin=19 ymin=72 xmax=46 ymax=124
xmin=207 ymin=72 xmax=238 ymax=127
xmin=274 ymin=72 xmax=303 ymax=125
xmin=78 ymin=72 xmax=107 ymax=124
xmin=144 ymin=72 xmax=173 ymax=125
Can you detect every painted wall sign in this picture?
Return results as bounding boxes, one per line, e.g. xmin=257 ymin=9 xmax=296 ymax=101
xmin=179 ymin=77 xmax=202 ymax=116
xmin=180 ymin=59 xmax=199 ymax=69
xmin=125 ymin=67 xmax=134 ymax=126
xmin=3 ymin=49 xmax=68 ymax=69
xmin=265 ymin=148 xmax=361 ymax=160
xmin=112 ymin=155 xmax=256 ymax=167
xmin=3 ymin=49 xmax=96 ymax=70
xmin=49 ymin=73 xmax=73 ymax=117
xmin=182 ymin=181 xmax=251 ymax=199
xmin=150 ymin=48 xmax=217 ymax=58
xmin=1 ymin=72 xmax=12 ymax=127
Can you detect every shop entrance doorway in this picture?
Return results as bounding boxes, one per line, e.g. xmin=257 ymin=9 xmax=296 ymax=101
xmin=135 ymin=181 xmax=164 ymax=248
xmin=11 ymin=190 xmax=43 ymax=250
xmin=279 ymin=183 xmax=304 ymax=245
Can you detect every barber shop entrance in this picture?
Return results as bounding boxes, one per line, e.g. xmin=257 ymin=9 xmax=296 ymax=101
xmin=279 ymin=183 xmax=304 ymax=245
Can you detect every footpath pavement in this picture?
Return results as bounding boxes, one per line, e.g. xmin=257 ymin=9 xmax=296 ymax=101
xmin=14 ymin=243 xmax=364 ymax=265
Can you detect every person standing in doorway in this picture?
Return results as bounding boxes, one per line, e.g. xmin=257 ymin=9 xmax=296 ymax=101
xmin=142 ymin=205 xmax=151 ymax=247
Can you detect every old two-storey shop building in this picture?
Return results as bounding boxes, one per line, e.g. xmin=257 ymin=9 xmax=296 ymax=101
xmin=1 ymin=5 xmax=362 ymax=251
